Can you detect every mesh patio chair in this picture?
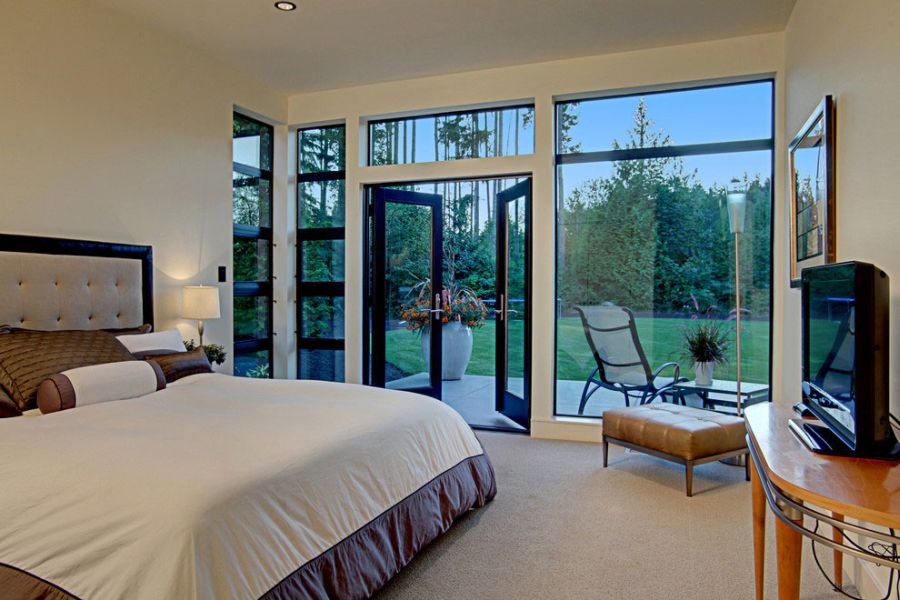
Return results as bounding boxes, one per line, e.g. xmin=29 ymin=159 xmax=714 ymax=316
xmin=574 ymin=305 xmax=685 ymax=415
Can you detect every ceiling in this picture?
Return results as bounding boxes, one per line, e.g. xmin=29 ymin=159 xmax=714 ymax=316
xmin=96 ymin=0 xmax=796 ymax=94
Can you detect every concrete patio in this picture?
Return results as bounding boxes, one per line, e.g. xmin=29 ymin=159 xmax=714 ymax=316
xmin=389 ymin=372 xmax=764 ymax=431
xmin=389 ymin=373 xmax=643 ymax=431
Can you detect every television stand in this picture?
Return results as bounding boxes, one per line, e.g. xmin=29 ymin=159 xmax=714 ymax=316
xmin=788 ymin=418 xmax=900 ymax=459
xmin=747 ymin=403 xmax=900 ymax=600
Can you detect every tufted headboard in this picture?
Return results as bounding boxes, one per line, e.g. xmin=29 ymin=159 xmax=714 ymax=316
xmin=0 ymin=234 xmax=153 ymax=331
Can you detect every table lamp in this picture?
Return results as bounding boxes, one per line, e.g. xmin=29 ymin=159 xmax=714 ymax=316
xmin=726 ymin=178 xmax=748 ymax=415
xmin=182 ymin=285 xmax=220 ymax=346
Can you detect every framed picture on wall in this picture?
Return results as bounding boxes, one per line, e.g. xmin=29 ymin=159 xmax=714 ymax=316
xmin=788 ymin=95 xmax=836 ymax=288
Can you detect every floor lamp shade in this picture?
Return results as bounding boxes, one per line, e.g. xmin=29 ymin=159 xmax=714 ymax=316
xmin=182 ymin=286 xmax=221 ymax=320
xmin=726 ymin=179 xmax=748 ymax=235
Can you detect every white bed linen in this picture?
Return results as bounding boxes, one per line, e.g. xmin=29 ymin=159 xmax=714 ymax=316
xmin=0 ymin=374 xmax=485 ymax=599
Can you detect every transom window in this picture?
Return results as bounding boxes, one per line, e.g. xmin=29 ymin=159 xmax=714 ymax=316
xmin=368 ymin=104 xmax=535 ymax=166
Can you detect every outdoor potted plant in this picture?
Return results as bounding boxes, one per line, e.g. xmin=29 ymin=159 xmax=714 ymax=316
xmin=683 ymin=321 xmax=729 ymax=385
xmin=399 ymin=282 xmax=488 ymax=380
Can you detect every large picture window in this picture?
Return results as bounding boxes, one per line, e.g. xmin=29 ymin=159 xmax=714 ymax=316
xmin=232 ymin=113 xmax=274 ymax=378
xmin=297 ymin=125 xmax=346 ymax=381
xmin=554 ymin=80 xmax=774 ymax=417
xmin=368 ymin=105 xmax=534 ymax=166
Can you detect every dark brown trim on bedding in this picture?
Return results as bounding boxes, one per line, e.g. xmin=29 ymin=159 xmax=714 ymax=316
xmin=261 ymin=452 xmax=497 ymax=600
xmin=0 ymin=453 xmax=496 ymax=600
xmin=0 ymin=562 xmax=79 ymax=600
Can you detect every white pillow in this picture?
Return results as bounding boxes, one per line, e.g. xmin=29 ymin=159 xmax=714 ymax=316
xmin=37 ymin=361 xmax=166 ymax=414
xmin=117 ymin=328 xmax=186 ymax=354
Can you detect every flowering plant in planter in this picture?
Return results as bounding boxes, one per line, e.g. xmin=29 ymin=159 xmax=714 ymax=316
xmin=399 ymin=280 xmax=488 ymax=380
xmin=399 ymin=281 xmax=488 ymax=334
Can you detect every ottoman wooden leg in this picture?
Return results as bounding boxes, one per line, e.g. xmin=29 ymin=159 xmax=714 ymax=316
xmin=685 ymin=461 xmax=694 ymax=497
xmin=602 ymin=439 xmax=608 ymax=468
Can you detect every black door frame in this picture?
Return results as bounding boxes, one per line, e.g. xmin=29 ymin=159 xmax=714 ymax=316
xmin=371 ymin=187 xmax=443 ymax=399
xmin=495 ymin=179 xmax=533 ymax=430
xmin=364 ymin=176 xmax=533 ymax=433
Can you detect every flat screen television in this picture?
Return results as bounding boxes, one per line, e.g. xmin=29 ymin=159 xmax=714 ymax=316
xmin=800 ymin=261 xmax=898 ymax=458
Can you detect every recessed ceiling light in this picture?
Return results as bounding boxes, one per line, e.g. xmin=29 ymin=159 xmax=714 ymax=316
xmin=274 ymin=1 xmax=296 ymax=11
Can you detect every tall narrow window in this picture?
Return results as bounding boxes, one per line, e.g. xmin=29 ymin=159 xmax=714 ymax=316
xmin=232 ymin=113 xmax=274 ymax=378
xmin=554 ymin=80 xmax=774 ymax=417
xmin=368 ymin=105 xmax=534 ymax=166
xmin=297 ymin=125 xmax=346 ymax=380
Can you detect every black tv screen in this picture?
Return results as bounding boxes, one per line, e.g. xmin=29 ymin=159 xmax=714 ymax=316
xmin=802 ymin=261 xmax=894 ymax=456
xmin=804 ymin=268 xmax=856 ymax=442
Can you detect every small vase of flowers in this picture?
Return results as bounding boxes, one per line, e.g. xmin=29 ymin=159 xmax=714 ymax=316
xmin=184 ymin=339 xmax=227 ymax=366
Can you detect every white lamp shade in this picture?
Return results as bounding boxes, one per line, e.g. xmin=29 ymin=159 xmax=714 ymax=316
xmin=726 ymin=179 xmax=748 ymax=235
xmin=182 ymin=285 xmax=221 ymax=320
xmin=726 ymin=192 xmax=747 ymax=234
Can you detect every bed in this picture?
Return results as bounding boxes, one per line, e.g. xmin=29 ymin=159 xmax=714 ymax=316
xmin=0 ymin=234 xmax=496 ymax=600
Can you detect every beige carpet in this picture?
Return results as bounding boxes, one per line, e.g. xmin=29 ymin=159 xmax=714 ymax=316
xmin=377 ymin=431 xmax=853 ymax=599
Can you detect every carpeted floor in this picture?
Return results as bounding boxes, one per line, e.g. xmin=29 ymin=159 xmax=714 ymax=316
xmin=377 ymin=431 xmax=852 ymax=599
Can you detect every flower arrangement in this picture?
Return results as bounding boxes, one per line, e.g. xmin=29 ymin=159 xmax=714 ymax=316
xmin=184 ymin=339 xmax=227 ymax=365
xmin=399 ymin=282 xmax=488 ymax=334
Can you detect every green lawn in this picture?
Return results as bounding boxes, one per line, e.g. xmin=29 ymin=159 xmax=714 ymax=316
xmin=386 ymin=316 xmax=770 ymax=383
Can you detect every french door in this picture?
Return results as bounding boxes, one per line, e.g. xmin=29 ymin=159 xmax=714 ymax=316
xmin=371 ymin=188 xmax=443 ymax=399
xmin=495 ymin=180 xmax=531 ymax=429
xmin=368 ymin=178 xmax=531 ymax=431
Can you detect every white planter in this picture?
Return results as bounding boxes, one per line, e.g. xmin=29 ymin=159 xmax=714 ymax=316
xmin=421 ymin=320 xmax=474 ymax=380
xmin=694 ymin=361 xmax=715 ymax=386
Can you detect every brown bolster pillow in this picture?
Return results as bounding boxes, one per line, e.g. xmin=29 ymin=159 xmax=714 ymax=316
xmin=0 ymin=388 xmax=21 ymax=418
xmin=0 ymin=329 xmax=136 ymax=412
xmin=37 ymin=361 xmax=166 ymax=414
xmin=146 ymin=348 xmax=212 ymax=383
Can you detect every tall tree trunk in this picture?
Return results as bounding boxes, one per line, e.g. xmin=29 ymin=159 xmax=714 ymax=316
xmin=393 ymin=122 xmax=399 ymax=164
xmin=497 ymin=110 xmax=504 ymax=157
xmin=514 ymin=108 xmax=520 ymax=155
xmin=402 ymin=120 xmax=407 ymax=163
xmin=434 ymin=116 xmax=440 ymax=161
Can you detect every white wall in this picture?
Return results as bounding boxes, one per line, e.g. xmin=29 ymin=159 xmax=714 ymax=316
xmin=784 ymin=1 xmax=900 ymax=594
xmin=287 ymin=32 xmax=786 ymax=440
xmin=0 ymin=0 xmax=288 ymax=373
xmin=783 ymin=0 xmax=900 ymax=413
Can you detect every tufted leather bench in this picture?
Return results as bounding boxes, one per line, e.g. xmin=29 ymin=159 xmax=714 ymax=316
xmin=602 ymin=403 xmax=749 ymax=496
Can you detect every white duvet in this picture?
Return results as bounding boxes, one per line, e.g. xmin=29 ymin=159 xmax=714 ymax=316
xmin=0 ymin=374 xmax=485 ymax=599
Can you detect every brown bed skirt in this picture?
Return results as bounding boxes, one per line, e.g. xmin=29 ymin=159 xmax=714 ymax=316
xmin=262 ymin=452 xmax=497 ymax=600
xmin=0 ymin=452 xmax=496 ymax=600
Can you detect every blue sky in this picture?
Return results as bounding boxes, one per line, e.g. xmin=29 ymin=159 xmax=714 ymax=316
xmin=561 ymin=80 xmax=774 ymax=192
xmin=366 ymin=80 xmax=773 ymax=193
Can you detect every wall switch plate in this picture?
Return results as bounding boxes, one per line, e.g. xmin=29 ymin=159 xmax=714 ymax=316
xmin=218 ymin=266 xmax=227 ymax=282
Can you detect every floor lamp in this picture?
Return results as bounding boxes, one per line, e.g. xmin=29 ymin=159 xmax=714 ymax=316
xmin=727 ymin=179 xmax=748 ymax=416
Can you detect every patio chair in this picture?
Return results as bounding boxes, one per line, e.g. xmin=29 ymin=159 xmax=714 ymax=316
xmin=574 ymin=305 xmax=685 ymax=415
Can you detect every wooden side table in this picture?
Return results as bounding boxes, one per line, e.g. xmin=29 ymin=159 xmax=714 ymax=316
xmin=745 ymin=402 xmax=900 ymax=599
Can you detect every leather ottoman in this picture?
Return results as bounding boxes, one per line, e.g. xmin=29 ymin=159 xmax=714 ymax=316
xmin=602 ymin=403 xmax=749 ymax=496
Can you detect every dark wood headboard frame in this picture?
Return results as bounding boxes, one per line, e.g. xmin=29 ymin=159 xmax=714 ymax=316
xmin=0 ymin=233 xmax=154 ymax=327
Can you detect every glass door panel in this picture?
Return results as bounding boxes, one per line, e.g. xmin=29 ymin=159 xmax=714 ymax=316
xmin=372 ymin=188 xmax=443 ymax=398
xmin=496 ymin=180 xmax=531 ymax=429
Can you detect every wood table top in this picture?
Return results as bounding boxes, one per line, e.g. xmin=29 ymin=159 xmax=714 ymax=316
xmin=745 ymin=402 xmax=900 ymax=528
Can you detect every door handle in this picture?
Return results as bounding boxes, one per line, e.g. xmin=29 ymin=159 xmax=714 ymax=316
xmin=430 ymin=293 xmax=443 ymax=318
xmin=494 ymin=294 xmax=505 ymax=321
